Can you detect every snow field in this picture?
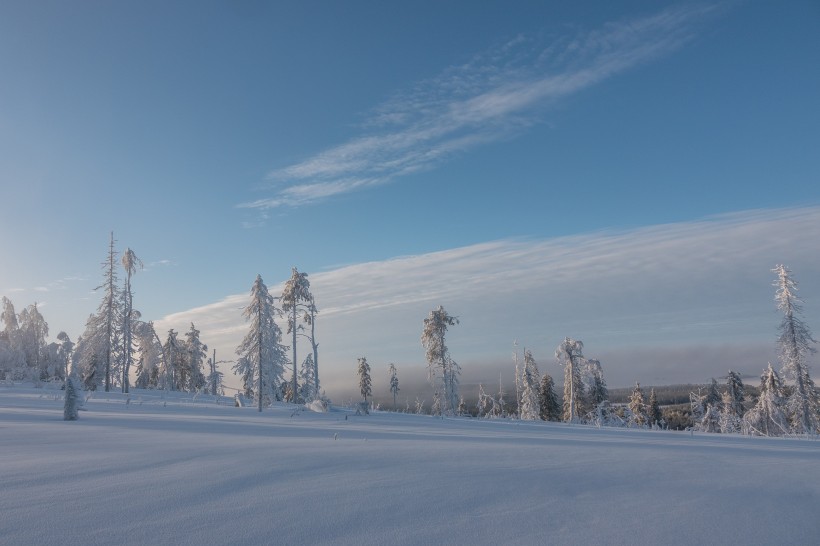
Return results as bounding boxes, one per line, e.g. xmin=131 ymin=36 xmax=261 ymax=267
xmin=1 ymin=386 xmax=819 ymax=545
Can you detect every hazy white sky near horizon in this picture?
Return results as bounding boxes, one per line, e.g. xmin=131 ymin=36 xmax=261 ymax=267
xmin=1 ymin=1 xmax=819 ymax=400
xmin=155 ymin=206 xmax=820 ymax=400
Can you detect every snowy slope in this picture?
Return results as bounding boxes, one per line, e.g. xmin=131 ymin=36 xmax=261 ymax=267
xmin=1 ymin=385 xmax=818 ymax=545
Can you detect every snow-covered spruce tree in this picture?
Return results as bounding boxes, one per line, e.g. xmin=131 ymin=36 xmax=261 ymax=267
xmin=648 ymin=388 xmax=663 ymax=428
xmin=519 ymin=349 xmax=541 ymax=420
xmin=357 ymin=357 xmax=372 ymax=403
xmin=539 ymin=373 xmax=561 ymax=422
xmin=556 ymin=338 xmax=585 ymax=423
xmin=628 ymin=382 xmax=648 ymax=427
xmin=120 ymin=248 xmax=142 ymax=393
xmin=513 ymin=341 xmax=521 ymax=418
xmin=584 ymin=358 xmax=609 ymax=413
xmin=704 ymin=378 xmax=721 ymax=409
xmin=134 ymin=321 xmax=162 ymax=389
xmin=235 ymin=275 xmax=287 ymax=411
xmin=0 ymin=297 xmax=26 ymax=380
xmin=719 ymin=391 xmax=742 ymax=434
xmin=298 ymin=353 xmax=316 ymax=402
xmin=63 ymin=375 xmax=80 ymax=421
xmin=476 ymin=384 xmax=490 ymax=418
xmin=690 ymin=378 xmax=723 ymax=433
xmin=97 ymin=232 xmax=120 ymax=392
xmin=725 ymin=370 xmax=746 ymax=418
xmin=719 ymin=370 xmax=746 ymax=432
xmin=431 ymin=390 xmax=442 ymax=417
xmin=18 ymin=303 xmax=48 ymax=382
xmin=281 ymin=268 xmax=312 ymax=404
xmin=743 ymin=363 xmax=790 ymax=436
xmin=773 ymin=264 xmax=819 ymax=435
xmin=494 ymin=373 xmax=507 ymax=418
xmin=421 ymin=306 xmax=460 ymax=416
xmin=388 ymin=363 xmax=399 ymax=410
xmin=73 ymin=313 xmax=108 ymax=390
xmin=163 ymin=329 xmax=181 ymax=391
xmin=184 ymin=323 xmax=207 ymax=392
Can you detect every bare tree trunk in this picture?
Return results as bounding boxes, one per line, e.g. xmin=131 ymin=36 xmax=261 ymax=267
xmin=310 ymin=303 xmax=319 ymax=394
xmin=104 ymin=232 xmax=115 ymax=392
xmin=258 ymin=292 xmax=263 ymax=412
xmin=291 ymin=305 xmax=298 ymax=403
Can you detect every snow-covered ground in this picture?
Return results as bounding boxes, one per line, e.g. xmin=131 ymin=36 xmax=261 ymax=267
xmin=2 ymin=385 xmax=818 ymax=545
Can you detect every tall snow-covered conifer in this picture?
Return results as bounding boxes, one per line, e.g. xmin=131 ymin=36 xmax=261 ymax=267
xmin=73 ymin=313 xmax=108 ymax=390
xmin=298 ymin=353 xmax=316 ymax=402
xmin=134 ymin=321 xmax=162 ymax=389
xmin=539 ymin=373 xmax=561 ymax=421
xmin=163 ymin=329 xmax=181 ymax=391
xmin=281 ymin=268 xmax=312 ymax=404
xmin=357 ymin=357 xmax=372 ymax=402
xmin=235 ymin=275 xmax=287 ymax=411
xmin=388 ymin=363 xmax=399 ymax=410
xmin=519 ymin=349 xmax=541 ymax=420
xmin=184 ymin=323 xmax=208 ymax=392
xmin=722 ymin=370 xmax=746 ymax=428
xmin=772 ymin=265 xmax=819 ymax=434
xmin=628 ymin=382 xmax=647 ymax=427
xmin=556 ymin=338 xmax=585 ymax=422
xmin=584 ymin=358 xmax=609 ymax=410
xmin=63 ymin=375 xmax=80 ymax=421
xmin=0 ymin=297 xmax=25 ymax=380
xmin=421 ymin=306 xmax=460 ymax=416
xmin=743 ymin=363 xmax=789 ymax=436
xmin=18 ymin=303 xmax=48 ymax=381
xmin=120 ymin=248 xmax=142 ymax=393
xmin=98 ymin=232 xmax=120 ymax=391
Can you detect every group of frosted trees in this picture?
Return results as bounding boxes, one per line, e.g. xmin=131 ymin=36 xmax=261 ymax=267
xmin=1 ymin=233 xmax=223 ymax=396
xmin=353 ymin=358 xmax=400 ymax=411
xmin=0 ymin=297 xmax=72 ymax=383
xmin=690 ymin=265 xmax=819 ymax=436
xmin=475 ymin=339 xmax=610 ymax=425
xmin=233 ymin=269 xmax=321 ymax=411
xmin=69 ymin=234 xmax=220 ymax=395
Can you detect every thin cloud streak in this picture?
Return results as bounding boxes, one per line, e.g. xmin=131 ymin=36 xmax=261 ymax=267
xmin=238 ymin=3 xmax=721 ymax=210
xmin=157 ymin=206 xmax=820 ymax=397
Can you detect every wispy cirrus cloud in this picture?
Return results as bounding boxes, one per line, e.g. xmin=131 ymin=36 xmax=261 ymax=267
xmin=238 ymin=3 xmax=722 ymax=211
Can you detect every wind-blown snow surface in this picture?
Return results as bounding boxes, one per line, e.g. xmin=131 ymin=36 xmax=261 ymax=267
xmin=2 ymin=386 xmax=818 ymax=545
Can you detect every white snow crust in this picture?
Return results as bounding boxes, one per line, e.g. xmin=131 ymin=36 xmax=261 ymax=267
xmin=1 ymin=385 xmax=818 ymax=545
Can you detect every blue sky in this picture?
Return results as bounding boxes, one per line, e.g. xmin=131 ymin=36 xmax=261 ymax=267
xmin=1 ymin=1 xmax=819 ymax=399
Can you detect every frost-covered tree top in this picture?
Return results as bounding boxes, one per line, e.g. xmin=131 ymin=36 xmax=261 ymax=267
xmin=555 ymin=337 xmax=583 ymax=363
xmin=281 ymin=268 xmax=311 ymax=314
xmin=773 ymin=264 xmax=816 ymax=369
xmin=421 ymin=305 xmax=459 ymax=373
xmin=1 ymin=296 xmax=18 ymax=332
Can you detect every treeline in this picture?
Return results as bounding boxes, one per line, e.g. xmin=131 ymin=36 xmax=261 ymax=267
xmin=369 ymin=265 xmax=819 ymax=437
xmin=3 ymin=234 xmax=327 ymax=409
xmin=0 ymin=234 xmax=223 ymax=395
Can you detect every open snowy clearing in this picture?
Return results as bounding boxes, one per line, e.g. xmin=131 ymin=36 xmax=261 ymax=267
xmin=2 ymin=385 xmax=818 ymax=545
